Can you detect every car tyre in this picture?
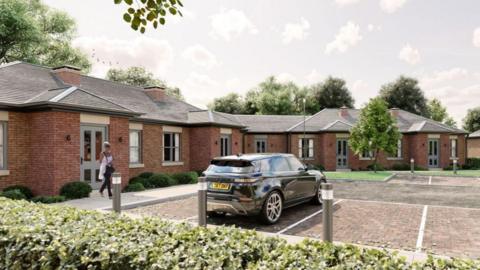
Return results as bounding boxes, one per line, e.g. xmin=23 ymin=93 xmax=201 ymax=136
xmin=311 ymin=180 xmax=326 ymax=205
xmin=259 ymin=191 xmax=283 ymax=224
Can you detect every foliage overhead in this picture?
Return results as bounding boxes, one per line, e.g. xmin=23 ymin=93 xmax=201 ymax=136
xmin=106 ymin=66 xmax=184 ymax=100
xmin=1 ymin=197 xmax=479 ymax=269
xmin=0 ymin=0 xmax=91 ymax=71
xmin=379 ymin=76 xmax=429 ymax=117
xmin=350 ymin=98 xmax=401 ymax=172
xmin=463 ymin=107 xmax=480 ymax=132
xmin=114 ymin=0 xmax=184 ymax=33
xmin=427 ymin=98 xmax=456 ymax=127
xmin=312 ymin=76 xmax=355 ymax=109
xmin=208 ymin=93 xmax=245 ymax=114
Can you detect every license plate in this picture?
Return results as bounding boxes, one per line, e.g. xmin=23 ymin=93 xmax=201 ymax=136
xmin=210 ymin=182 xmax=230 ymax=190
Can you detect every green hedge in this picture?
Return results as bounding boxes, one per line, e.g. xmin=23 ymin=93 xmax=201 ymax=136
xmin=123 ymin=182 xmax=145 ymax=192
xmin=60 ymin=181 xmax=92 ymax=199
xmin=31 ymin=195 xmax=66 ymax=204
xmin=171 ymin=171 xmax=198 ymax=184
xmin=466 ymin=158 xmax=480 ymax=169
xmin=0 ymin=189 xmax=27 ymax=200
xmin=0 ymin=198 xmax=478 ymax=269
xmin=2 ymin=185 xmax=33 ymax=199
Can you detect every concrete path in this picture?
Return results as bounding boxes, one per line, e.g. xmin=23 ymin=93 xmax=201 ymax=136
xmin=57 ymin=184 xmax=197 ymax=210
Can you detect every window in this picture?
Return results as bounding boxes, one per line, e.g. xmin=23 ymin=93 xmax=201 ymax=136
xmin=270 ymin=157 xmax=291 ymax=172
xmin=360 ymin=150 xmax=374 ymax=159
xmin=129 ymin=130 xmax=142 ymax=164
xmin=255 ymin=139 xmax=267 ymax=153
xmin=298 ymin=138 xmax=314 ymax=159
xmin=0 ymin=122 xmax=6 ymax=169
xmin=164 ymin=133 xmax=181 ymax=162
xmin=388 ymin=139 xmax=402 ymax=159
xmin=220 ymin=134 xmax=231 ymax=156
xmin=450 ymin=139 xmax=458 ymax=158
xmin=287 ymin=156 xmax=305 ymax=171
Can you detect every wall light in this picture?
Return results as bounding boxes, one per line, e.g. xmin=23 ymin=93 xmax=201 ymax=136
xmin=65 ymin=134 xmax=71 ymax=141
xmin=118 ymin=137 xmax=123 ymax=143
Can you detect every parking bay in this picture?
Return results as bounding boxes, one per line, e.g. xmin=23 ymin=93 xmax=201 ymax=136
xmin=125 ymin=175 xmax=480 ymax=259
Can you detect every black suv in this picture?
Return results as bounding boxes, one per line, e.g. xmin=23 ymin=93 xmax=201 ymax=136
xmin=204 ymin=153 xmax=326 ymax=224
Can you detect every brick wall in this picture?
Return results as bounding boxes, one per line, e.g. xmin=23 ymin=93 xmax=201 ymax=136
xmin=109 ymin=117 xmax=130 ymax=190
xmin=244 ymin=133 xmax=288 ymax=153
xmin=189 ymin=126 xmax=217 ymax=172
xmin=467 ymin=137 xmax=480 ymax=158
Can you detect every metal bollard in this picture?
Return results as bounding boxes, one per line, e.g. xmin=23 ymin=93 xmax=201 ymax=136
xmin=410 ymin=158 xmax=415 ymax=174
xmin=321 ymin=183 xmax=333 ymax=243
xmin=198 ymin=177 xmax=207 ymax=227
xmin=453 ymin=159 xmax=458 ymax=174
xmin=112 ymin=172 xmax=121 ymax=213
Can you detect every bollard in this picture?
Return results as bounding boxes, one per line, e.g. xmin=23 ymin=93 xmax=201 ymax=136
xmin=453 ymin=159 xmax=458 ymax=174
xmin=410 ymin=158 xmax=415 ymax=174
xmin=321 ymin=183 xmax=333 ymax=243
xmin=112 ymin=172 xmax=121 ymax=213
xmin=198 ymin=177 xmax=207 ymax=227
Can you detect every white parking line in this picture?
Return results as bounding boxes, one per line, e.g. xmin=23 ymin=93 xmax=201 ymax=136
xmin=276 ymin=200 xmax=344 ymax=235
xmin=415 ymin=205 xmax=428 ymax=253
xmin=428 ymin=176 xmax=432 ymax=185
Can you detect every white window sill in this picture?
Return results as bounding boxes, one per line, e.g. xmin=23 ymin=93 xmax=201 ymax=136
xmin=449 ymin=157 xmax=458 ymax=160
xmin=0 ymin=170 xmax=10 ymax=176
xmin=359 ymin=158 xmax=373 ymax=160
xmin=129 ymin=163 xmax=144 ymax=168
xmin=387 ymin=157 xmax=403 ymax=160
xmin=301 ymin=157 xmax=315 ymax=160
xmin=162 ymin=161 xmax=184 ymax=166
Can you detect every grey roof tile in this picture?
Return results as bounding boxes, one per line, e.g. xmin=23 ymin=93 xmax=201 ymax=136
xmin=470 ymin=130 xmax=480 ymax=138
xmin=235 ymin=115 xmax=305 ymax=132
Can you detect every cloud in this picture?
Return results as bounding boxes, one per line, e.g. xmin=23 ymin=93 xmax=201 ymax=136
xmin=225 ymin=78 xmax=241 ymax=90
xmin=182 ymin=44 xmax=219 ymax=69
xmin=380 ymin=0 xmax=407 ymax=13
xmin=325 ymin=21 xmax=363 ymax=54
xmin=367 ymin=24 xmax=382 ymax=32
xmin=73 ymin=36 xmax=174 ymax=78
xmin=398 ymin=44 xmax=421 ymax=65
xmin=305 ymin=69 xmax=324 ymax=84
xmin=335 ymin=0 xmax=362 ymax=6
xmin=209 ymin=9 xmax=258 ymax=41
xmin=277 ymin=73 xmax=297 ymax=83
xmin=282 ymin=18 xmax=310 ymax=44
xmin=350 ymin=80 xmax=375 ymax=107
xmin=474 ymin=27 xmax=480 ymax=47
xmin=419 ymin=68 xmax=480 ymax=124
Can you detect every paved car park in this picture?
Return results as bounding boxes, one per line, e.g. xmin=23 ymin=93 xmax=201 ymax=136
xmin=125 ymin=174 xmax=480 ymax=259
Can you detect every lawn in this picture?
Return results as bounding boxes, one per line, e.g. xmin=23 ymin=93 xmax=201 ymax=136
xmin=412 ymin=170 xmax=480 ymax=177
xmin=324 ymin=171 xmax=393 ymax=181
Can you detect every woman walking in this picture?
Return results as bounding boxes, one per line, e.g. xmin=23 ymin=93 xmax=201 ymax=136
xmin=99 ymin=141 xmax=115 ymax=199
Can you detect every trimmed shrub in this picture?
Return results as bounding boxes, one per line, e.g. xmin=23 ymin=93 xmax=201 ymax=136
xmin=0 ymin=190 xmax=27 ymax=200
xmin=366 ymin=163 xmax=385 ymax=171
xmin=123 ymin=182 xmax=145 ymax=192
xmin=391 ymin=163 xmax=411 ymax=171
xmin=0 ymin=197 xmax=478 ymax=269
xmin=3 ymin=185 xmax=33 ymax=199
xmin=148 ymin=173 xmax=175 ymax=188
xmin=467 ymin=158 xmax=480 ymax=169
xmin=138 ymin=172 xmax=154 ymax=179
xmin=414 ymin=165 xmax=427 ymax=171
xmin=129 ymin=176 xmax=154 ymax=189
xmin=171 ymin=171 xmax=198 ymax=185
xmin=31 ymin=195 xmax=66 ymax=204
xmin=59 ymin=181 xmax=92 ymax=199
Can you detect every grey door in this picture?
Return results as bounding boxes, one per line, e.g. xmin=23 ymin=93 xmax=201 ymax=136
xmin=428 ymin=139 xmax=440 ymax=168
xmin=336 ymin=139 xmax=348 ymax=169
xmin=80 ymin=125 xmax=107 ymax=189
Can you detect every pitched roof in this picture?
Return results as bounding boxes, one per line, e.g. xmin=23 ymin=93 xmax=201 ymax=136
xmin=187 ymin=110 xmax=244 ymax=127
xmin=470 ymin=130 xmax=480 ymax=138
xmin=235 ymin=114 xmax=305 ymax=133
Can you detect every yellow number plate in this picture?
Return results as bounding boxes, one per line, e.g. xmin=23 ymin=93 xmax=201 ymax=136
xmin=210 ymin=182 xmax=230 ymax=190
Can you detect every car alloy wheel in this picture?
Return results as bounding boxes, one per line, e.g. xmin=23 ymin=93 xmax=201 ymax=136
xmin=263 ymin=191 xmax=283 ymax=224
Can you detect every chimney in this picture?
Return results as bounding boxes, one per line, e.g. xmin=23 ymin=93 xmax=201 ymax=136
xmin=144 ymin=86 xmax=166 ymax=102
xmin=390 ymin=108 xmax=400 ymax=117
xmin=339 ymin=106 xmax=349 ymax=117
xmin=52 ymin=65 xmax=81 ymax=86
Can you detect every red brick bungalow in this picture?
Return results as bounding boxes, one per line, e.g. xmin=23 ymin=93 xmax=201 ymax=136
xmin=467 ymin=130 xmax=480 ymax=158
xmin=0 ymin=62 xmax=468 ymax=196
xmin=239 ymin=108 xmax=467 ymax=171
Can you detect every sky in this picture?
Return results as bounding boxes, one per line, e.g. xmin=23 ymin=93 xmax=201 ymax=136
xmin=44 ymin=0 xmax=480 ymax=124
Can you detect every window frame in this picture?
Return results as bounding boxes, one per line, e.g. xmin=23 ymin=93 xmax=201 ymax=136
xmin=0 ymin=122 xmax=7 ymax=170
xmin=129 ymin=129 xmax=142 ymax=164
xmin=163 ymin=132 xmax=181 ymax=162
xmin=298 ymin=138 xmax=314 ymax=159
xmin=360 ymin=150 xmax=374 ymax=160
xmin=450 ymin=138 xmax=458 ymax=159
xmin=254 ymin=138 xmax=267 ymax=153
xmin=220 ymin=134 xmax=232 ymax=156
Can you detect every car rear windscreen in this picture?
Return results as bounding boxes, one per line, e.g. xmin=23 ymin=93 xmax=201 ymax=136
xmin=207 ymin=160 xmax=255 ymax=174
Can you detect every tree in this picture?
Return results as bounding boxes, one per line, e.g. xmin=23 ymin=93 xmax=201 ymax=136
xmin=243 ymin=90 xmax=260 ymax=114
xmin=350 ymin=98 xmax=401 ymax=172
xmin=427 ymin=98 xmax=457 ymax=127
xmin=312 ymin=77 xmax=354 ymax=109
xmin=106 ymin=66 xmax=184 ymax=100
xmin=463 ymin=107 xmax=480 ymax=132
xmin=292 ymin=87 xmax=320 ymax=115
xmin=208 ymin=93 xmax=245 ymax=114
xmin=379 ymin=76 xmax=429 ymax=117
xmin=0 ymin=0 xmax=90 ymax=71
xmin=254 ymin=77 xmax=296 ymax=115
xmin=114 ymin=0 xmax=184 ymax=33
